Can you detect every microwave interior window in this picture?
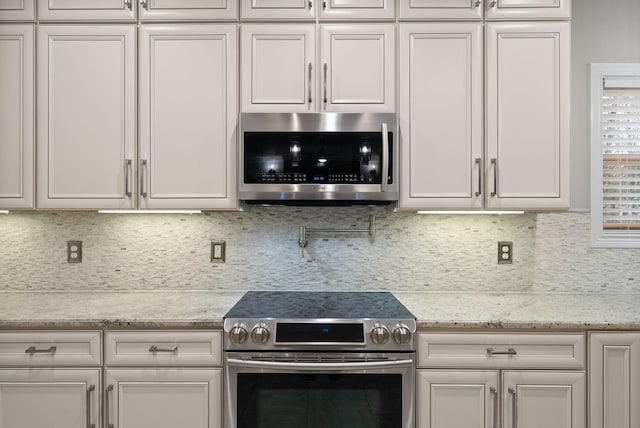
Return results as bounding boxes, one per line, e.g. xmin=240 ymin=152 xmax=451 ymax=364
xmin=236 ymin=373 xmax=402 ymax=428
xmin=243 ymin=132 xmax=393 ymax=185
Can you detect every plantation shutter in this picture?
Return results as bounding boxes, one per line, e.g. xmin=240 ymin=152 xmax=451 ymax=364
xmin=601 ymin=76 xmax=640 ymax=230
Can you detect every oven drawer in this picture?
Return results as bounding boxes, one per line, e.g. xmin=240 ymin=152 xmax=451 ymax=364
xmin=105 ymin=331 xmax=222 ymax=366
xmin=417 ymin=332 xmax=585 ymax=369
xmin=0 ymin=331 xmax=102 ymax=366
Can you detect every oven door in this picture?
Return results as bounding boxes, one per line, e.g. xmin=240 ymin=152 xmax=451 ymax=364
xmin=224 ymin=352 xmax=415 ymax=428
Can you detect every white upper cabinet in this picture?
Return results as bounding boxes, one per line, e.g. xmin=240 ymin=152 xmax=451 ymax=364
xmin=399 ymin=23 xmax=483 ymax=209
xmin=485 ymin=22 xmax=570 ymax=210
xmin=0 ymin=25 xmax=34 ymax=209
xmin=37 ymin=0 xmax=136 ymax=21
xmin=486 ymin=0 xmax=571 ymax=20
xmin=399 ymin=0 xmax=483 ymax=21
xmin=139 ymin=0 xmax=238 ymax=21
xmin=320 ymin=24 xmax=395 ymax=112
xmin=241 ymin=0 xmax=315 ymax=20
xmin=37 ymin=25 xmax=136 ymax=210
xmin=0 ymin=0 xmax=35 ymax=20
xmin=241 ymin=24 xmax=316 ymax=112
xmin=320 ymin=0 xmax=395 ymax=20
xmin=138 ymin=24 xmax=237 ymax=210
xmin=241 ymin=0 xmax=393 ymax=20
xmin=241 ymin=24 xmax=394 ymax=113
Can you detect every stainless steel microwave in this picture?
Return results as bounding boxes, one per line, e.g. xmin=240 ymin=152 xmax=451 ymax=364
xmin=239 ymin=112 xmax=398 ymax=204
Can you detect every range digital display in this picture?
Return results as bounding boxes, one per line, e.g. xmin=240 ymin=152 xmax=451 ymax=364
xmin=275 ymin=323 xmax=365 ymax=343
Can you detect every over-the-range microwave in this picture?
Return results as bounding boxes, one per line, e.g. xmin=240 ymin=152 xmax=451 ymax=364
xmin=239 ymin=112 xmax=398 ymax=205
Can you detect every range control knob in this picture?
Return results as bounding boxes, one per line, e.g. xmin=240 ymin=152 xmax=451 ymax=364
xmin=370 ymin=323 xmax=390 ymax=345
xmin=251 ymin=322 xmax=271 ymax=345
xmin=392 ymin=323 xmax=412 ymax=345
xmin=229 ymin=322 xmax=248 ymax=344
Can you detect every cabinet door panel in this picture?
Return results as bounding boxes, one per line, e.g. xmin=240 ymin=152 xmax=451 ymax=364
xmin=399 ymin=23 xmax=482 ymax=209
xmin=399 ymin=0 xmax=483 ymax=20
xmin=503 ymin=371 xmax=585 ymax=428
xmin=37 ymin=0 xmax=136 ymax=21
xmin=241 ymin=24 xmax=315 ymax=112
xmin=241 ymin=0 xmax=315 ymax=20
xmin=140 ymin=0 xmax=238 ymax=21
xmin=486 ymin=22 xmax=570 ymax=209
xmin=486 ymin=0 xmax=571 ymax=20
xmin=37 ymin=25 xmax=136 ymax=209
xmin=320 ymin=0 xmax=395 ymax=20
xmin=106 ymin=368 xmax=222 ymax=428
xmin=320 ymin=24 xmax=394 ymax=112
xmin=0 ymin=369 xmax=101 ymax=428
xmin=0 ymin=0 xmax=35 ymax=20
xmin=139 ymin=24 xmax=237 ymax=209
xmin=417 ymin=370 xmax=498 ymax=428
xmin=589 ymin=333 xmax=640 ymax=428
xmin=0 ymin=25 xmax=34 ymax=209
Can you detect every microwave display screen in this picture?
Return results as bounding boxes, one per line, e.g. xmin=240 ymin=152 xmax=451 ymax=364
xmin=243 ymin=132 xmax=393 ymax=185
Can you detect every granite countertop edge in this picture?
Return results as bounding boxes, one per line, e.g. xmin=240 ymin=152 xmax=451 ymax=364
xmin=0 ymin=290 xmax=639 ymax=331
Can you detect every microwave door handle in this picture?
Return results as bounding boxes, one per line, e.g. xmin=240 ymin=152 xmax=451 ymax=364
xmin=226 ymin=358 xmax=413 ymax=371
xmin=381 ymin=122 xmax=389 ymax=192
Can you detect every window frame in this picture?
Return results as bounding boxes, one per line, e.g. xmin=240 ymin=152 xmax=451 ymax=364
xmin=590 ymin=63 xmax=640 ymax=247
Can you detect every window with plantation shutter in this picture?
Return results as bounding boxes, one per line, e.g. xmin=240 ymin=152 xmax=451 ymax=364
xmin=591 ymin=64 xmax=640 ymax=247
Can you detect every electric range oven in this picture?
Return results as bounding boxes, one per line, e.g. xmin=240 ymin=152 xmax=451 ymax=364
xmin=223 ymin=291 xmax=416 ymax=428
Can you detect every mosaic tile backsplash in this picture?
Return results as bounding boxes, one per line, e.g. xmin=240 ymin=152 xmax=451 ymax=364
xmin=0 ymin=208 xmax=638 ymax=293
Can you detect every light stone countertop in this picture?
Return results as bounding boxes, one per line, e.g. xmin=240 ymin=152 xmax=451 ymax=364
xmin=0 ymin=290 xmax=638 ymax=331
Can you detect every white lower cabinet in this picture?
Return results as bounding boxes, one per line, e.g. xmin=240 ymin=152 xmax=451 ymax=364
xmin=104 ymin=330 xmax=223 ymax=428
xmin=589 ymin=332 xmax=640 ymax=428
xmin=105 ymin=368 xmax=222 ymax=428
xmin=417 ymin=333 xmax=586 ymax=428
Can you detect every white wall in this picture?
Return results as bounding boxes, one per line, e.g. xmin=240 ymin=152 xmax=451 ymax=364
xmin=571 ymin=0 xmax=640 ymax=210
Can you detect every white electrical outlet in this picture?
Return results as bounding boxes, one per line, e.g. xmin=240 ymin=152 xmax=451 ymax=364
xmin=67 ymin=240 xmax=82 ymax=263
xmin=211 ymin=241 xmax=226 ymax=263
xmin=498 ymin=241 xmax=512 ymax=264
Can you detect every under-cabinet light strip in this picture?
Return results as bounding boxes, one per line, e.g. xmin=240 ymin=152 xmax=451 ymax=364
xmin=0 ymin=210 xmax=8 ymax=214
xmin=98 ymin=210 xmax=202 ymax=214
xmin=417 ymin=211 xmax=524 ymax=215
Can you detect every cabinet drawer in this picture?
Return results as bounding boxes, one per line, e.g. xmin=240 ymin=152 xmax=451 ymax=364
xmin=418 ymin=333 xmax=585 ymax=369
xmin=0 ymin=331 xmax=102 ymax=366
xmin=105 ymin=331 xmax=222 ymax=366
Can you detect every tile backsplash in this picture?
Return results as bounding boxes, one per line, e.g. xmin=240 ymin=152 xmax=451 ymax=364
xmin=0 ymin=208 xmax=638 ymax=294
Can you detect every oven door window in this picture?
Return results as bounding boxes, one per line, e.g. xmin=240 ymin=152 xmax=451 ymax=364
xmin=237 ymin=373 xmax=402 ymax=428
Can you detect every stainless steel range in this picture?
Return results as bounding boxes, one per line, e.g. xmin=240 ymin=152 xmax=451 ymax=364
xmin=223 ymin=291 xmax=416 ymax=428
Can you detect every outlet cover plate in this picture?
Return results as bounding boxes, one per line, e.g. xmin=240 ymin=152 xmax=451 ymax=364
xmin=498 ymin=241 xmax=512 ymax=264
xmin=67 ymin=240 xmax=82 ymax=263
xmin=211 ymin=240 xmax=226 ymax=263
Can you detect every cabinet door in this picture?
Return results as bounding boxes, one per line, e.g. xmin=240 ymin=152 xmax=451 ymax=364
xmin=0 ymin=0 xmax=35 ymax=20
xmin=417 ymin=370 xmax=498 ymax=428
xmin=139 ymin=24 xmax=237 ymax=210
xmin=398 ymin=0 xmax=483 ymax=20
xmin=0 ymin=24 xmax=34 ymax=209
xmin=37 ymin=25 xmax=136 ymax=210
xmin=0 ymin=368 xmax=101 ymax=428
xmin=320 ymin=0 xmax=395 ymax=20
xmin=485 ymin=22 xmax=570 ymax=210
xmin=106 ymin=368 xmax=222 ymax=428
xmin=486 ymin=0 xmax=571 ymax=20
xmin=241 ymin=24 xmax=316 ymax=113
xmin=36 ymin=0 xmax=136 ymax=21
xmin=240 ymin=0 xmax=315 ymax=20
xmin=589 ymin=333 xmax=640 ymax=428
xmin=399 ymin=23 xmax=482 ymax=210
xmin=139 ymin=0 xmax=238 ymax=21
xmin=503 ymin=371 xmax=585 ymax=428
xmin=320 ymin=24 xmax=395 ymax=112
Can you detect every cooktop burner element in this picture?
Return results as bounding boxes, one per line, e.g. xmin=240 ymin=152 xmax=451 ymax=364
xmin=223 ymin=291 xmax=416 ymax=352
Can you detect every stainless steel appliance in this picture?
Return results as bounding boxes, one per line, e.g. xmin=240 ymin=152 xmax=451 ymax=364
xmin=239 ymin=113 xmax=398 ymax=204
xmin=223 ymin=291 xmax=416 ymax=428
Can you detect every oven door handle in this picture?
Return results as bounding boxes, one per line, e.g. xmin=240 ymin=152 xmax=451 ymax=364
xmin=226 ymin=358 xmax=414 ymax=371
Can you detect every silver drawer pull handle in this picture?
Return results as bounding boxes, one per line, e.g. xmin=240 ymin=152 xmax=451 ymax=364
xmin=487 ymin=347 xmax=517 ymax=355
xmin=25 ymin=346 xmax=57 ymax=355
xmin=509 ymin=387 xmax=518 ymax=428
xmin=490 ymin=386 xmax=498 ymax=428
xmin=149 ymin=345 xmax=178 ymax=353
xmin=106 ymin=385 xmax=114 ymax=428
